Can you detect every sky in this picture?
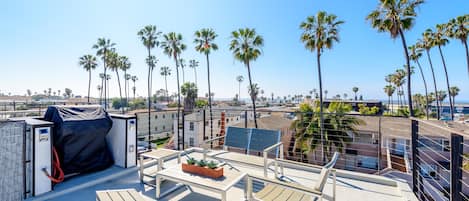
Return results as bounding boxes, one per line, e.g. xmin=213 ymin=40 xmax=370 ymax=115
xmin=1 ymin=0 xmax=468 ymax=102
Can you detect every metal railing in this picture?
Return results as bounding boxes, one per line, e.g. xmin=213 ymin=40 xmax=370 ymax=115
xmin=411 ymin=118 xmax=469 ymax=201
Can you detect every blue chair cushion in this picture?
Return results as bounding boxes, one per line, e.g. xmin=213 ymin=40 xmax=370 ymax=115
xmin=224 ymin=127 xmax=251 ymax=150
xmin=249 ymin=128 xmax=281 ymax=154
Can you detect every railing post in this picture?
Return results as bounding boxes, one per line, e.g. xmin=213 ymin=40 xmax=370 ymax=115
xmin=450 ymin=133 xmax=463 ymax=201
xmin=182 ymin=110 xmax=185 ymax=150
xmin=203 ymin=109 xmax=206 ymax=141
xmin=411 ymin=119 xmax=419 ymax=194
xmin=244 ymin=110 xmax=248 ymax=128
xmin=378 ymin=117 xmax=382 ymax=174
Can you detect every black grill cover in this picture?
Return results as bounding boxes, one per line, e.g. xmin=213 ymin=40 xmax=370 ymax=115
xmin=44 ymin=105 xmax=114 ymax=175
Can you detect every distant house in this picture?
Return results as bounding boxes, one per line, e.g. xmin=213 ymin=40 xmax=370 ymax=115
xmin=323 ymin=99 xmax=383 ymax=114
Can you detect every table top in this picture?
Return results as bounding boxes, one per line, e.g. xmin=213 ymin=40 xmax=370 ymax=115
xmin=157 ymin=164 xmax=247 ymax=192
xmin=141 ymin=149 xmax=180 ymax=160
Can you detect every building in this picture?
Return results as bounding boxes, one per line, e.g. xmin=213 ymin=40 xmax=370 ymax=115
xmin=134 ymin=109 xmax=178 ymax=141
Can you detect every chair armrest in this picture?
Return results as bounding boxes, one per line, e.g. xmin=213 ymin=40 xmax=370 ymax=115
xmin=275 ymin=158 xmax=324 ymax=170
xmin=248 ymin=174 xmax=322 ymax=196
xmin=203 ymin=135 xmax=226 ymax=144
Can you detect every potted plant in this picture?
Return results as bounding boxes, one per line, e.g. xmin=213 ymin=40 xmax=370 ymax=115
xmin=182 ymin=159 xmax=224 ymax=178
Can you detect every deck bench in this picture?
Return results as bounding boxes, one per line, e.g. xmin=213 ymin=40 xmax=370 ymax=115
xmin=96 ymin=189 xmax=145 ymax=201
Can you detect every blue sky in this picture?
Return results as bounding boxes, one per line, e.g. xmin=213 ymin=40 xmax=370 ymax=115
xmin=1 ymin=0 xmax=468 ymax=102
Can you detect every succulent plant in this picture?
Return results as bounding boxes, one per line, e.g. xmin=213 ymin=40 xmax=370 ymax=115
xmin=207 ymin=161 xmax=218 ymax=169
xmin=186 ymin=157 xmax=197 ymax=165
xmin=197 ymin=159 xmax=207 ymax=167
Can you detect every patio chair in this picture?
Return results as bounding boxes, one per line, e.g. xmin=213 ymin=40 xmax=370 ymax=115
xmin=203 ymin=126 xmax=284 ymax=177
xmin=246 ymin=152 xmax=339 ymax=201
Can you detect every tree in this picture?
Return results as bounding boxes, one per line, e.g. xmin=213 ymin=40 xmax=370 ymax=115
xmin=64 ymin=88 xmax=72 ymax=98
xmin=181 ymin=82 xmax=198 ymax=113
xmin=99 ymin=73 xmax=105 ymax=104
xmin=352 ymin=87 xmax=359 ymax=100
xmin=367 ymin=0 xmax=424 ymax=117
xmin=384 ymin=85 xmax=396 ymax=113
xmin=178 ymin=58 xmax=186 ymax=83
xmin=419 ymin=29 xmax=441 ymax=119
xmin=449 ymin=86 xmax=460 ymax=106
xmin=230 ymin=28 xmax=263 ymax=128
xmin=409 ymin=44 xmax=430 ymax=119
xmin=292 ymin=102 xmax=364 ymax=161
xmin=79 ymin=54 xmax=98 ymax=104
xmin=194 ymin=28 xmax=218 ymax=140
xmin=92 ymin=38 xmax=115 ymax=109
xmin=138 ymin=25 xmax=162 ymax=149
xmin=97 ymin=85 xmax=102 ymax=100
xmin=248 ymin=83 xmax=260 ymax=101
xmin=106 ymin=51 xmax=125 ymax=113
xmin=300 ymin=11 xmax=344 ymax=163
xmin=26 ymin=89 xmax=31 ymax=97
xmin=433 ymin=24 xmax=454 ymax=120
xmin=119 ymin=56 xmax=131 ymax=106
xmin=160 ymin=66 xmax=171 ymax=103
xmin=437 ymin=91 xmax=447 ymax=104
xmin=189 ymin=59 xmax=199 ymax=86
xmin=161 ymin=32 xmax=186 ymax=150
xmin=125 ymin=73 xmax=131 ymax=104
xmin=131 ymin=75 xmax=138 ymax=99
xmin=446 ymin=15 xmax=469 ymax=76
xmin=236 ymin=75 xmax=244 ymax=102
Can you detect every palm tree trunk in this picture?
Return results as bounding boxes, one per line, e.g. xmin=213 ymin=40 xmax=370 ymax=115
xmin=206 ymin=53 xmax=214 ymax=144
xmin=194 ymin=68 xmax=198 ymax=87
xmin=147 ymin=49 xmax=152 ymax=150
xmin=174 ymin=55 xmax=182 ymax=150
xmin=398 ymin=28 xmax=414 ymax=117
xmin=87 ymin=70 xmax=91 ymax=104
xmin=437 ymin=45 xmax=454 ymax=120
xmin=103 ymin=64 xmax=107 ymax=109
xmin=238 ymin=81 xmax=241 ymax=102
xmin=133 ymin=81 xmax=136 ymax=100
xmin=416 ymin=60 xmax=430 ymax=120
xmin=464 ymin=40 xmax=469 ymax=77
xmin=100 ymin=77 xmax=104 ymax=105
xmin=317 ymin=51 xmax=325 ymax=164
xmin=182 ymin=67 xmax=185 ymax=84
xmin=165 ymin=75 xmax=169 ymax=103
xmin=246 ymin=61 xmax=258 ymax=128
xmin=115 ymin=70 xmax=124 ymax=113
xmin=388 ymin=95 xmax=391 ymax=113
xmin=426 ymin=49 xmax=440 ymax=119
xmin=124 ymin=70 xmax=127 ymax=110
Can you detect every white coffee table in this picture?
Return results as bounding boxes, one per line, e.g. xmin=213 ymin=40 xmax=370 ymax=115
xmin=156 ymin=165 xmax=247 ymax=201
xmin=139 ymin=149 xmax=182 ymax=186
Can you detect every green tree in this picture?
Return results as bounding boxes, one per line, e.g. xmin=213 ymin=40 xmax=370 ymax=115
xmin=419 ymin=29 xmax=440 ymax=119
xmin=367 ymin=0 xmax=424 ymax=117
xmin=194 ymin=28 xmax=218 ymax=139
xmin=189 ymin=59 xmax=199 ymax=86
xmin=449 ymin=86 xmax=460 ymax=106
xmin=292 ymin=102 xmax=364 ymax=161
xmin=161 ymin=32 xmax=186 ymax=150
xmin=433 ymin=24 xmax=454 ymax=120
xmin=248 ymin=83 xmax=260 ymax=101
xmin=181 ymin=82 xmax=198 ymax=112
xmin=79 ymin=54 xmax=97 ymax=103
xmin=236 ymin=75 xmax=244 ymax=102
xmin=384 ymin=85 xmax=396 ymax=113
xmin=119 ymin=56 xmax=131 ymax=106
xmin=409 ymin=44 xmax=429 ymax=119
xmin=131 ymin=75 xmax=138 ymax=100
xmin=92 ymin=38 xmax=115 ymax=109
xmin=160 ymin=66 xmax=171 ymax=103
xmin=300 ymin=11 xmax=344 ymax=162
xmin=138 ymin=25 xmax=162 ymax=148
xmin=446 ymin=15 xmax=469 ymax=76
xmin=106 ymin=51 xmax=125 ymax=113
xmin=352 ymin=87 xmax=359 ymax=100
xmin=179 ymin=58 xmax=186 ymax=83
xmin=230 ymin=28 xmax=263 ymax=128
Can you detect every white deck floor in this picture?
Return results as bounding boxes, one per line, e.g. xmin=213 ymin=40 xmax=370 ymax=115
xmin=29 ymin=150 xmax=417 ymax=201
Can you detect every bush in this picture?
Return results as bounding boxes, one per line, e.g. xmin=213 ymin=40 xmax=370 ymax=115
xmin=129 ymin=99 xmax=145 ymax=110
xmin=167 ymin=102 xmax=178 ymax=108
xmin=112 ymin=98 xmax=129 ymax=109
xmin=358 ymin=104 xmax=379 ymax=115
xmin=195 ymin=99 xmax=208 ymax=108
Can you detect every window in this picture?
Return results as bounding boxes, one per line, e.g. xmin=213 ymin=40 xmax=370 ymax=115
xmin=189 ymin=137 xmax=194 ymax=147
xmin=172 ymin=114 xmax=174 ymax=118
xmin=155 ymin=126 xmax=158 ymax=131
xmin=163 ymin=126 xmax=165 ymax=130
xmin=155 ymin=115 xmax=158 ymax=119
xmin=357 ymin=156 xmax=378 ymax=170
xmin=189 ymin=122 xmax=194 ymax=131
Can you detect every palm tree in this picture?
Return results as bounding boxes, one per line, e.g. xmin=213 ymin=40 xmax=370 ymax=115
xmin=248 ymin=83 xmax=260 ymax=102
xmin=161 ymin=32 xmax=186 ymax=149
xmin=106 ymin=51 xmax=124 ymax=112
xmin=409 ymin=44 xmax=430 ymax=119
xmin=420 ymin=29 xmax=440 ymax=119
xmin=125 ymin=73 xmax=131 ymax=104
xmin=138 ymin=25 xmax=161 ymax=149
xmin=437 ymin=91 xmax=447 ymax=105
xmin=352 ymin=87 xmax=359 ymax=100
xmin=446 ymin=15 xmax=469 ymax=76
xmin=324 ymin=90 xmax=328 ymax=99
xmin=99 ymin=73 xmax=105 ymax=104
xmin=160 ymin=66 xmax=171 ymax=103
xmin=384 ymin=85 xmax=396 ymax=113
xmin=131 ymin=75 xmax=138 ymax=100
xmin=194 ymin=28 xmax=218 ymax=140
xmin=181 ymin=82 xmax=198 ymax=113
xmin=189 ymin=59 xmax=199 ymax=86
xmin=367 ymin=0 xmax=424 ymax=117
xmin=178 ymin=58 xmax=186 ymax=83
xmin=229 ymin=28 xmax=263 ymax=128
xmin=449 ymin=86 xmax=460 ymax=107
xmin=79 ymin=54 xmax=98 ymax=103
xmin=300 ymin=11 xmax=344 ymax=163
xmin=433 ymin=24 xmax=454 ymax=120
xmin=236 ymin=75 xmax=244 ymax=102
xmin=119 ymin=56 xmax=131 ymax=110
xmin=92 ymin=38 xmax=115 ymax=109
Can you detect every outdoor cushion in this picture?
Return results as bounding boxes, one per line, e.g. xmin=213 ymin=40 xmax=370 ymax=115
xmin=224 ymin=126 xmax=251 ymax=150
xmin=249 ymin=128 xmax=281 ymax=155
